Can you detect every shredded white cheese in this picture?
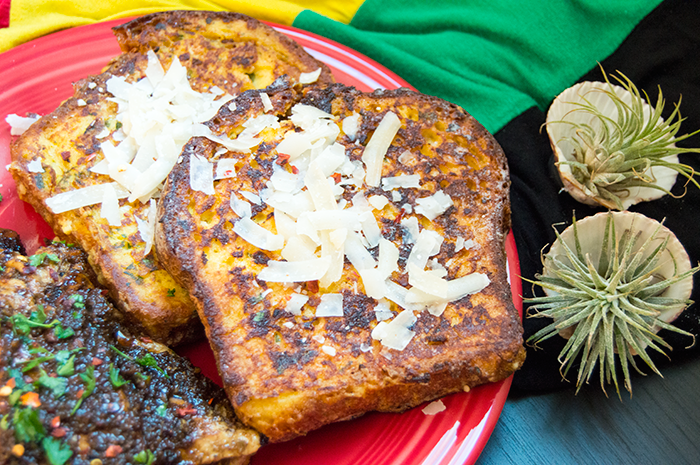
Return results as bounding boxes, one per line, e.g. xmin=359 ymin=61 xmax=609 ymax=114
xmin=415 ymin=191 xmax=454 ymax=220
xmin=422 ymin=399 xmax=446 ymax=415
xmin=362 ymin=111 xmax=401 ymax=187
xmin=371 ymin=309 xmax=417 ymax=350
xmin=299 ymin=68 xmax=322 ymax=84
xmin=27 ymin=159 xmax=44 ymax=173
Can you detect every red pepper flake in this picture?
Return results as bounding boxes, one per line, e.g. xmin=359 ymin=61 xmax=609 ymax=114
xmin=306 ymin=280 xmax=319 ymax=293
xmin=21 ymin=392 xmax=41 ymax=408
xmin=208 ymin=398 xmax=214 ymax=405
xmin=176 ymin=405 xmax=198 ymax=417
xmin=140 ymin=337 xmax=153 ymax=344
xmin=291 ymin=166 xmax=299 ymax=174
xmin=331 ymin=172 xmax=342 ymax=183
xmin=50 ymin=416 xmax=61 ymax=428
xmin=76 ymin=389 xmax=84 ymax=399
xmin=92 ymin=357 xmax=103 ymax=366
xmin=51 ymin=427 xmax=67 ymax=438
xmin=105 ymin=445 xmax=123 ymax=457
xmin=275 ymin=153 xmax=290 ymax=165
xmin=394 ymin=207 xmax=406 ymax=224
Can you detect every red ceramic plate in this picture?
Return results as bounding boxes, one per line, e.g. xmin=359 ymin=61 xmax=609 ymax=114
xmin=0 ymin=17 xmax=521 ymax=465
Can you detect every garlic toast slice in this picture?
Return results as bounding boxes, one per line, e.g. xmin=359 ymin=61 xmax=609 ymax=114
xmin=156 ymin=81 xmax=526 ymax=441
xmin=9 ymin=11 xmax=333 ymax=345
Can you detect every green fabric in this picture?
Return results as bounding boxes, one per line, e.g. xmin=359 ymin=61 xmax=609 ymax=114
xmin=294 ymin=0 xmax=663 ymax=134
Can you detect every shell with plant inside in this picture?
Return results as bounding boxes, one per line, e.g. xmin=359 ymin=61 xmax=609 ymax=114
xmin=546 ymin=71 xmax=700 ymax=210
xmin=527 ymin=211 xmax=697 ymax=396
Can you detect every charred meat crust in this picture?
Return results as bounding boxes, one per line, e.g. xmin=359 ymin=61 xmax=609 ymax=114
xmin=156 ymin=82 xmax=525 ymax=442
xmin=0 ymin=234 xmax=261 ymax=464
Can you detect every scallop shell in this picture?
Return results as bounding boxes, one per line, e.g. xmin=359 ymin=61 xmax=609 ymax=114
xmin=546 ymin=81 xmax=679 ymax=210
xmin=543 ymin=211 xmax=693 ymax=342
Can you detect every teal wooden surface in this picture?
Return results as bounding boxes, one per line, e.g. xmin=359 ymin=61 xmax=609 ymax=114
xmin=478 ymin=357 xmax=700 ymax=464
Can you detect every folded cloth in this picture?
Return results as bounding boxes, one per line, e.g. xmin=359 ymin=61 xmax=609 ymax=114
xmin=0 ymin=0 xmax=362 ymax=52
xmin=2 ymin=0 xmax=699 ymax=393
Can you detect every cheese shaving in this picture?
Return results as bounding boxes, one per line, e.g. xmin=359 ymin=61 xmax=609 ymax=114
xmin=100 ymin=183 xmax=122 ymax=226
xmin=5 ymin=113 xmax=41 ymax=135
xmin=258 ymin=257 xmax=331 ymax=282
xmin=215 ymin=159 xmax=237 ymax=180
xmin=315 ymin=293 xmax=344 ymax=317
xmin=285 ymin=293 xmax=308 ymax=316
xmin=233 ymin=217 xmax=284 ymax=251
xmin=299 ymin=68 xmax=322 ymax=84
xmin=260 ymin=92 xmax=273 ymax=112
xmin=371 ymin=309 xmax=417 ymax=350
xmin=422 ymin=399 xmax=446 ymax=415
xmin=135 ymin=199 xmax=157 ymax=255
xmin=45 ymin=182 xmax=130 ymax=214
xmin=190 ymin=154 xmax=215 ymax=195
xmin=362 ymin=111 xmax=401 ymax=187
xmin=381 ymin=175 xmax=420 ymax=190
xmin=415 ymin=191 xmax=454 ymax=220
xmin=27 ymin=159 xmax=44 ymax=173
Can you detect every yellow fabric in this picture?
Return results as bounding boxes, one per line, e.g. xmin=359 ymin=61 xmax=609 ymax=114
xmin=0 ymin=0 xmax=364 ymax=53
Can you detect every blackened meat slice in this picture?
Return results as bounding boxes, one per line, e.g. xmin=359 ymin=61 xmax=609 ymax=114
xmin=0 ymin=230 xmax=260 ymax=465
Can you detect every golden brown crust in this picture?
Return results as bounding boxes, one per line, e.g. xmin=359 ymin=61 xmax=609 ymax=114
xmin=9 ymin=11 xmax=333 ymax=346
xmin=156 ymin=82 xmax=525 ymax=441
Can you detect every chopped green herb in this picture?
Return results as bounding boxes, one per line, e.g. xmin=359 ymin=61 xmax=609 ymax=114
xmin=0 ymin=414 xmax=9 ymax=430
xmin=71 ymin=365 xmax=96 ymax=415
xmin=30 ymin=305 xmax=47 ymax=324
xmin=109 ymin=364 xmax=129 ymax=388
xmin=42 ymin=436 xmax=73 ymax=465
xmin=253 ymin=310 xmax=266 ymax=322
xmin=136 ymin=353 xmax=169 ymax=378
xmin=166 ymin=288 xmax=176 ymax=297
xmin=13 ymin=407 xmax=45 ymax=443
xmin=134 ymin=372 xmax=151 ymax=383
xmin=28 ymin=252 xmax=60 ymax=267
xmin=10 ymin=312 xmax=59 ymax=335
xmin=53 ymin=323 xmax=75 ymax=339
xmin=69 ymin=294 xmax=85 ymax=309
xmin=37 ymin=373 xmax=68 ymax=398
xmin=22 ymin=354 xmax=57 ymax=373
xmin=134 ymin=449 xmax=156 ymax=465
xmin=109 ymin=345 xmax=134 ymax=361
xmin=56 ymin=354 xmax=77 ymax=377
xmin=155 ymin=403 xmax=168 ymax=417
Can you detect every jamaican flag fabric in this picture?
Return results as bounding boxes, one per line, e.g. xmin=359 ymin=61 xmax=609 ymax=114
xmin=2 ymin=0 xmax=699 ymax=391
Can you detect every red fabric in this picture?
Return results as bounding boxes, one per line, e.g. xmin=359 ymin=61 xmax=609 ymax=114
xmin=0 ymin=0 xmax=9 ymax=28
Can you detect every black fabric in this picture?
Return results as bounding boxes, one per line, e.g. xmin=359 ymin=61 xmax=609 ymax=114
xmin=499 ymin=0 xmax=700 ymax=392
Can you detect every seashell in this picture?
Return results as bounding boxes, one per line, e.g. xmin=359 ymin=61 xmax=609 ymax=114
xmin=546 ymin=80 xmax=680 ymax=210
xmin=543 ymin=211 xmax=693 ymax=340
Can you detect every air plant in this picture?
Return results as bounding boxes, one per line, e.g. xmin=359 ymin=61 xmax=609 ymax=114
xmin=546 ymin=68 xmax=700 ymax=210
xmin=527 ymin=211 xmax=697 ymax=397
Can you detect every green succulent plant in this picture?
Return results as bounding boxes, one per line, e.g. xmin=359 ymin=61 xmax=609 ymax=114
xmin=549 ymin=68 xmax=700 ymax=210
xmin=526 ymin=212 xmax=698 ymax=397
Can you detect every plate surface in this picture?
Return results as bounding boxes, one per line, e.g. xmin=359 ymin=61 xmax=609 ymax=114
xmin=0 ymin=17 xmax=521 ymax=465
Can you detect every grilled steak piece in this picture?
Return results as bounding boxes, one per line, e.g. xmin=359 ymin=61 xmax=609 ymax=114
xmin=0 ymin=230 xmax=260 ymax=464
xmin=8 ymin=10 xmax=333 ymax=346
xmin=156 ymin=81 xmax=526 ymax=442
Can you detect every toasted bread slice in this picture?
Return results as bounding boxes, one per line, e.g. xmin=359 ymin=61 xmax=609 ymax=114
xmin=155 ymin=81 xmax=526 ymax=442
xmin=9 ymin=11 xmax=333 ymax=345
xmin=0 ymin=230 xmax=261 ymax=464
